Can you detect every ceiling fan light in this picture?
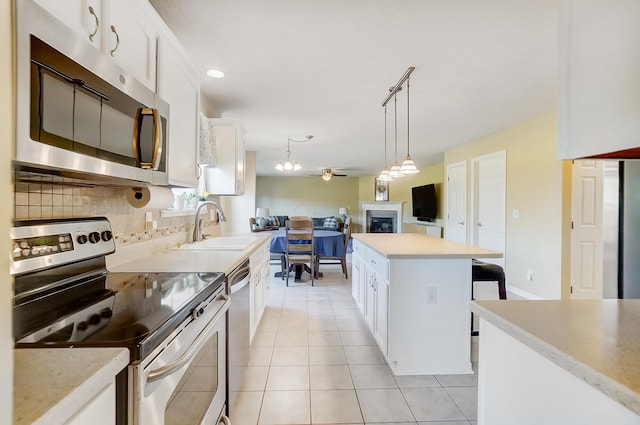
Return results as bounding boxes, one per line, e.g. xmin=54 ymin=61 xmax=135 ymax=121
xmin=400 ymin=156 xmax=420 ymax=174
xmin=322 ymin=173 xmax=332 ymax=181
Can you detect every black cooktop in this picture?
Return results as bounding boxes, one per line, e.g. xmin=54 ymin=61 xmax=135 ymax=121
xmin=14 ymin=270 xmax=225 ymax=361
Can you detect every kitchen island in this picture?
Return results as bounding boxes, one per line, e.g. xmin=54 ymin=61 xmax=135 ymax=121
xmin=351 ymin=233 xmax=501 ymax=375
xmin=471 ymin=300 xmax=640 ymax=425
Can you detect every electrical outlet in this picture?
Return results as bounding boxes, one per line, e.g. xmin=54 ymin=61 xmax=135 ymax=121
xmin=512 ymin=209 xmax=520 ymax=219
xmin=527 ymin=268 xmax=534 ymax=281
xmin=427 ymin=286 xmax=438 ymax=304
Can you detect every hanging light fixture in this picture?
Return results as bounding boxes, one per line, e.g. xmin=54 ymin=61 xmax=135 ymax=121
xmin=400 ymin=75 xmax=419 ymax=174
xmin=378 ymin=104 xmax=393 ymax=181
xmin=380 ymin=67 xmax=419 ymax=178
xmin=275 ymin=137 xmax=308 ymax=171
xmin=389 ymin=93 xmax=404 ymax=178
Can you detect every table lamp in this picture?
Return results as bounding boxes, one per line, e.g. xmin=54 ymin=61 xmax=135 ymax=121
xmin=256 ymin=207 xmax=270 ymax=228
xmin=338 ymin=207 xmax=348 ymax=222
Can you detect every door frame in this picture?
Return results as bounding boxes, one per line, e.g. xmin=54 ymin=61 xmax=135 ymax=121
xmin=445 ymin=160 xmax=468 ymax=243
xmin=470 ymin=150 xmax=506 ymax=264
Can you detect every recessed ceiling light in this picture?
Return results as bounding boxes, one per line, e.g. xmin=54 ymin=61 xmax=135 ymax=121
xmin=206 ymin=69 xmax=225 ymax=78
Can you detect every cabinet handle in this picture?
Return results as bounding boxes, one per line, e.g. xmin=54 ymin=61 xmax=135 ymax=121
xmin=88 ymin=6 xmax=99 ymax=42
xmin=109 ymin=25 xmax=120 ymax=56
xmin=370 ymin=259 xmax=376 ymax=265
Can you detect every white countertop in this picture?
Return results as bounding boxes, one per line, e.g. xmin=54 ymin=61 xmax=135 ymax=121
xmin=471 ymin=299 xmax=640 ymax=415
xmin=14 ymin=348 xmax=129 ymax=425
xmin=108 ymin=233 xmax=271 ymax=274
xmin=353 ymin=233 xmax=502 ymax=259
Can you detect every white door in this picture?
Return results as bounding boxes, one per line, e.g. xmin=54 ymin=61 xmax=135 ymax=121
xmin=446 ymin=161 xmax=467 ymax=243
xmin=570 ymin=159 xmax=604 ymax=299
xmin=472 ymin=151 xmax=506 ymax=267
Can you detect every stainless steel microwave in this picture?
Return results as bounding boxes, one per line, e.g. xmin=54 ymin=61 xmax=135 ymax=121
xmin=15 ymin=1 xmax=169 ymax=185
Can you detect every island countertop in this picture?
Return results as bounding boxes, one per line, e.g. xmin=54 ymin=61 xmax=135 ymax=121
xmin=471 ymin=299 xmax=640 ymax=415
xmin=352 ymin=233 xmax=502 ymax=259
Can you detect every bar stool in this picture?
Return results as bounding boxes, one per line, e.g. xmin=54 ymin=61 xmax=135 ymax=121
xmin=471 ymin=259 xmax=506 ymax=336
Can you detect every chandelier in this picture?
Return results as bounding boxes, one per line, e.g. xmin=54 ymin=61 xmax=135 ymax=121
xmin=275 ymin=135 xmax=313 ymax=171
xmin=378 ymin=67 xmax=420 ymax=181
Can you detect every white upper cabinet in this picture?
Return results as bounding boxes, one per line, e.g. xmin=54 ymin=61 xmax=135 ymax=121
xmin=204 ymin=119 xmax=246 ymax=195
xmin=104 ymin=1 xmax=157 ymax=91
xmin=558 ymin=0 xmax=640 ymax=159
xmin=34 ymin=0 xmax=157 ymax=91
xmin=158 ymin=38 xmax=200 ymax=187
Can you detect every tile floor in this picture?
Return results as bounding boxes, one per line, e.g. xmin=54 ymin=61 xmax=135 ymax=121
xmin=229 ymin=260 xmax=494 ymax=425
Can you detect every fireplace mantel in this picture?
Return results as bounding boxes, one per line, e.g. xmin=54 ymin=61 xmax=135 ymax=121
xmin=362 ymin=202 xmax=404 ymax=233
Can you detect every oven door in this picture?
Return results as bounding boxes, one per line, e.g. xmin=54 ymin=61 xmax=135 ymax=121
xmin=131 ymin=290 xmax=230 ymax=425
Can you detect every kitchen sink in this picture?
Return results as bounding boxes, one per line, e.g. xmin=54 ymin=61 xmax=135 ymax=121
xmin=177 ymin=236 xmax=256 ymax=251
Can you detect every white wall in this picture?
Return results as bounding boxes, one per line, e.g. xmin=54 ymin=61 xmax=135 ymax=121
xmin=2 ymin=0 xmax=14 ymax=420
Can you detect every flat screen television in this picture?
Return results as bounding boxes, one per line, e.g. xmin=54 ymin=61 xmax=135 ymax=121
xmin=412 ymin=184 xmax=437 ymax=222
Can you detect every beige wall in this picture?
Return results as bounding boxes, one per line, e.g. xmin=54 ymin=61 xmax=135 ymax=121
xmin=256 ymin=176 xmax=360 ymax=228
xmin=444 ymin=112 xmax=570 ymax=300
xmin=2 ymin=0 xmax=13 ymax=419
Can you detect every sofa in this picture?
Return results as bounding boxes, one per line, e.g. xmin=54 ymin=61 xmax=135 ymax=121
xmin=250 ymin=215 xmax=343 ymax=232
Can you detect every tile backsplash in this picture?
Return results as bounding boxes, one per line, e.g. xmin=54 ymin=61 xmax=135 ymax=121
xmin=14 ymin=174 xmax=219 ymax=248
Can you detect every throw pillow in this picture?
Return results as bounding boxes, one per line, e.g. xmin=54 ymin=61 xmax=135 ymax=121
xmin=265 ymin=216 xmax=279 ymax=227
xmin=312 ymin=217 xmax=325 ymax=228
xmin=323 ymin=217 xmax=339 ymax=230
xmin=257 ymin=217 xmax=268 ymax=228
xmin=276 ymin=216 xmax=289 ymax=227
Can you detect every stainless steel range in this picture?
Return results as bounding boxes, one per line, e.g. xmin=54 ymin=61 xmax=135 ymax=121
xmin=11 ymin=217 xmax=231 ymax=425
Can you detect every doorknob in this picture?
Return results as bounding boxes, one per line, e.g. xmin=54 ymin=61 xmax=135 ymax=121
xmin=477 ymin=222 xmax=484 ymax=227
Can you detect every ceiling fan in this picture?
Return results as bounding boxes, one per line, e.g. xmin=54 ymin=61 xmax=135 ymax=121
xmin=314 ymin=168 xmax=347 ymax=181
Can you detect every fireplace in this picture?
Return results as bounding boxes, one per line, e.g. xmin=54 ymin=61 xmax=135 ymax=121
xmin=362 ymin=202 xmax=403 ymax=233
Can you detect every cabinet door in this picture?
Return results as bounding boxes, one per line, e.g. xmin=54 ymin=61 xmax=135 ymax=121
xmin=351 ymin=254 xmax=361 ymax=303
xmin=205 ymin=121 xmax=246 ymax=195
xmin=105 ymin=1 xmax=157 ymax=90
xmin=364 ymin=267 xmax=376 ymax=332
xmin=35 ymin=0 xmax=103 ymax=48
xmin=158 ymin=40 xmax=199 ymax=187
xmin=64 ymin=382 xmax=115 ymax=425
xmin=374 ymin=275 xmax=389 ymax=356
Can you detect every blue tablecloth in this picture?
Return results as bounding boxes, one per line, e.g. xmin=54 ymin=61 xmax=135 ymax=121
xmin=270 ymin=229 xmax=345 ymax=257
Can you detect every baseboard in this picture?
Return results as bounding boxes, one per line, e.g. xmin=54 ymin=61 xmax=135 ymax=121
xmin=506 ymin=285 xmax=545 ymax=300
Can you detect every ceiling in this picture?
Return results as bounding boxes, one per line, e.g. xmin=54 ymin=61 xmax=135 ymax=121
xmin=149 ymin=0 xmax=558 ymax=177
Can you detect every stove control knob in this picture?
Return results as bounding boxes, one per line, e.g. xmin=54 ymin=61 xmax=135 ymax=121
xmin=88 ymin=313 xmax=101 ymax=325
xmin=100 ymin=308 xmax=113 ymax=319
xmin=88 ymin=232 xmax=101 ymax=244
xmin=101 ymin=230 xmax=113 ymax=242
xmin=77 ymin=234 xmax=88 ymax=244
xmin=77 ymin=321 xmax=89 ymax=331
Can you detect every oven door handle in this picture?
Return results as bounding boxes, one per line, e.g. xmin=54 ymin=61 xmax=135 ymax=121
xmin=146 ymin=293 xmax=230 ymax=384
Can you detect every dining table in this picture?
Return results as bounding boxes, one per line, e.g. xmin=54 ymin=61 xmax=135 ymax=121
xmin=269 ymin=229 xmax=345 ymax=281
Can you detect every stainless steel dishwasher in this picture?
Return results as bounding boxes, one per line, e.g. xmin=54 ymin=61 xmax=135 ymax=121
xmin=227 ymin=258 xmax=250 ymax=414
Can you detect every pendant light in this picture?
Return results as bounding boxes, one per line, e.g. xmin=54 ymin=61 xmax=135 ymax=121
xmin=388 ymin=93 xmax=404 ymax=178
xmin=400 ymin=75 xmax=419 ymax=174
xmin=378 ymin=104 xmax=393 ymax=181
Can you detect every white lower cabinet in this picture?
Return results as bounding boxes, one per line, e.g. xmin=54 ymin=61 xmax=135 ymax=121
xmin=351 ymin=253 xmax=364 ymax=312
xmin=250 ymin=240 xmax=269 ymax=341
xmin=363 ymin=264 xmax=389 ymax=356
xmin=65 ymin=382 xmax=115 ymax=425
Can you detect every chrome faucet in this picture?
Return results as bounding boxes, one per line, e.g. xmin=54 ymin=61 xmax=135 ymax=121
xmin=192 ymin=201 xmax=226 ymax=242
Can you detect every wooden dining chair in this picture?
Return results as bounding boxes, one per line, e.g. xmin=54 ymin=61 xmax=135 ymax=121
xmin=284 ymin=217 xmax=315 ymax=286
xmin=316 ymin=217 xmax=351 ymax=278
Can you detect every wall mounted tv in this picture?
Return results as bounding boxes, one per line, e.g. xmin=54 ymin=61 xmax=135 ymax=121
xmin=412 ymin=184 xmax=437 ymax=222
